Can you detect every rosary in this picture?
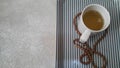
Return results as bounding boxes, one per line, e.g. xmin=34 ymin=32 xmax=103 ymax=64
xmin=73 ymin=12 xmax=108 ymax=68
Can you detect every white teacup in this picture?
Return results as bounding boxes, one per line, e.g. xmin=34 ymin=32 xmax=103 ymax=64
xmin=78 ymin=4 xmax=110 ymax=43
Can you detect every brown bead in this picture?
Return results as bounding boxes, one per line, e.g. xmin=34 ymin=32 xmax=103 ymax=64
xmin=73 ymin=12 xmax=108 ymax=68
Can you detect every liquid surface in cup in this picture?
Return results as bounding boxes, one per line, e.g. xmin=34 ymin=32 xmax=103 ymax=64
xmin=83 ymin=10 xmax=104 ymax=30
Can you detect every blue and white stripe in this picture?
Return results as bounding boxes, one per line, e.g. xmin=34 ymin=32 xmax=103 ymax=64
xmin=56 ymin=0 xmax=120 ymax=68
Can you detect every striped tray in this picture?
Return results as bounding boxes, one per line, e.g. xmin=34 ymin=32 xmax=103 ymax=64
xmin=56 ymin=0 xmax=120 ymax=68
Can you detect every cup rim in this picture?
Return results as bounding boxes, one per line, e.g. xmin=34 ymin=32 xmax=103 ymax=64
xmin=81 ymin=4 xmax=110 ymax=32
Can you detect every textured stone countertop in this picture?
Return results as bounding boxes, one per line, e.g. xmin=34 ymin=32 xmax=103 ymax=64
xmin=0 ymin=0 xmax=56 ymax=68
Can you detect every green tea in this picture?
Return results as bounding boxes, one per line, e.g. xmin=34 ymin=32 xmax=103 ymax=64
xmin=83 ymin=10 xmax=104 ymax=30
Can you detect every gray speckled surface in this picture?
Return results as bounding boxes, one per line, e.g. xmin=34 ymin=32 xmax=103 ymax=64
xmin=0 ymin=0 xmax=56 ymax=68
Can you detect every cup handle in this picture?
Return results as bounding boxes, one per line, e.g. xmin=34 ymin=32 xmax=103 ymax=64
xmin=80 ymin=29 xmax=91 ymax=43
